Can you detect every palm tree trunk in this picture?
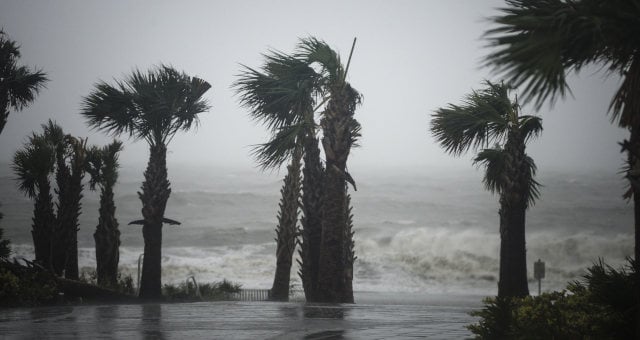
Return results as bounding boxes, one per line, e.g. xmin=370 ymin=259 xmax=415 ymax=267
xmin=317 ymin=89 xmax=354 ymax=303
xmin=627 ymin=122 xmax=640 ymax=340
xmin=33 ymin=179 xmax=54 ymax=269
xmin=270 ymin=153 xmax=301 ymax=301
xmin=94 ymin=185 xmax=120 ymax=287
xmin=64 ymin=164 xmax=84 ymax=280
xmin=343 ymin=193 xmax=355 ymax=303
xmin=299 ymin=135 xmax=324 ymax=302
xmin=497 ymin=130 xmax=529 ymax=298
xmin=139 ymin=143 xmax=171 ymax=299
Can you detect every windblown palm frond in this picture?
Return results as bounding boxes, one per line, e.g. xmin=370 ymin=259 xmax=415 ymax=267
xmin=474 ymin=147 xmax=508 ymax=195
xmin=431 ymin=82 xmax=512 ymax=155
xmin=234 ymin=51 xmax=319 ymax=131
xmin=485 ymin=0 xmax=640 ymax=112
xmin=296 ymin=37 xmax=344 ymax=87
xmin=86 ymin=140 xmax=123 ymax=191
xmin=522 ymin=154 xmax=541 ymax=206
xmin=0 ymin=30 xmax=48 ymax=112
xmin=252 ymin=123 xmax=307 ymax=171
xmin=518 ymin=115 xmax=543 ymax=142
xmin=81 ymin=65 xmax=211 ymax=145
xmin=12 ymin=134 xmax=55 ymax=198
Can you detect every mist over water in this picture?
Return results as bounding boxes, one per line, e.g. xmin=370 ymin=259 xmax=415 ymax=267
xmin=0 ymin=164 xmax=633 ymax=296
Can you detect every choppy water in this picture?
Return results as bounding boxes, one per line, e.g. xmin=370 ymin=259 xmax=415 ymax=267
xmin=0 ymin=164 xmax=633 ymax=295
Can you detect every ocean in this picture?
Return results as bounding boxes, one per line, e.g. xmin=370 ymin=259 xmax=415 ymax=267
xmin=0 ymin=163 xmax=633 ymax=296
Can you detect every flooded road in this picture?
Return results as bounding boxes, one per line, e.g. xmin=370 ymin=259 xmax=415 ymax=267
xmin=0 ymin=294 xmax=482 ymax=339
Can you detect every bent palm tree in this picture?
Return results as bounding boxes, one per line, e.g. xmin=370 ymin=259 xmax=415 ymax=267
xmin=86 ymin=140 xmax=123 ymax=287
xmin=81 ymin=65 xmax=211 ymax=299
xmin=12 ymin=132 xmax=56 ymax=268
xmin=235 ymin=49 xmax=321 ymax=301
xmin=0 ymin=30 xmax=48 ymax=135
xmin=298 ymin=37 xmax=362 ymax=303
xmin=484 ymin=0 xmax=640 ymax=327
xmin=431 ymin=81 xmax=542 ymax=298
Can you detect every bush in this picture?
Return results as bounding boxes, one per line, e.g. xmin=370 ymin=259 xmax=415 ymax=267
xmin=468 ymin=259 xmax=638 ymax=339
xmin=79 ymin=269 xmax=135 ymax=295
xmin=0 ymin=261 xmax=58 ymax=307
xmin=163 ymin=279 xmax=242 ymax=301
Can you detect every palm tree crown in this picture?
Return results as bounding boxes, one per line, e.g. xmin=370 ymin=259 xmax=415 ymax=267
xmin=81 ymin=65 xmax=211 ymax=146
xmin=432 ymin=81 xmax=542 ymax=206
xmin=0 ymin=30 xmax=48 ymax=134
xmin=484 ymin=0 xmax=640 ymax=122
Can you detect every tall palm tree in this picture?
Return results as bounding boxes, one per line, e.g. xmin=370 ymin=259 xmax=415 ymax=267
xmin=0 ymin=29 xmax=48 ymax=263
xmin=12 ymin=132 xmax=56 ymax=268
xmin=235 ymin=49 xmax=322 ymax=301
xmin=431 ymin=81 xmax=542 ymax=298
xmin=86 ymin=140 xmax=123 ymax=287
xmin=0 ymin=30 xmax=48 ymax=135
xmin=484 ymin=0 xmax=640 ymax=328
xmin=42 ymin=120 xmax=86 ymax=279
xmin=298 ymin=37 xmax=362 ymax=303
xmin=81 ymin=65 xmax=211 ymax=299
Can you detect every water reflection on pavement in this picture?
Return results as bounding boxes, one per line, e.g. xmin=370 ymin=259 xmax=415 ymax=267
xmin=0 ymin=294 xmax=481 ymax=339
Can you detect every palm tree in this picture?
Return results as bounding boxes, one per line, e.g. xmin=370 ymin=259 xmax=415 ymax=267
xmin=41 ymin=120 xmax=86 ymax=279
xmin=484 ymin=0 xmax=640 ymax=328
xmin=81 ymin=65 xmax=211 ymax=299
xmin=235 ymin=49 xmax=322 ymax=301
xmin=12 ymin=132 xmax=56 ymax=268
xmin=0 ymin=30 xmax=48 ymax=135
xmin=431 ymin=81 xmax=542 ymax=298
xmin=0 ymin=29 xmax=48 ymax=263
xmin=86 ymin=140 xmax=123 ymax=288
xmin=297 ymin=37 xmax=362 ymax=303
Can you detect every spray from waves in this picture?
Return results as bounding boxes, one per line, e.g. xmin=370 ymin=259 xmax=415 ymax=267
xmin=9 ymin=225 xmax=631 ymax=296
xmin=353 ymin=226 xmax=633 ymax=295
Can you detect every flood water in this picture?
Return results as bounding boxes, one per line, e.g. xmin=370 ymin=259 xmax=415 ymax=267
xmin=0 ymin=293 xmax=482 ymax=339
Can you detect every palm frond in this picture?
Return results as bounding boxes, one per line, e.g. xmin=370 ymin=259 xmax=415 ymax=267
xmin=523 ymin=154 xmax=541 ymax=207
xmin=81 ymin=65 xmax=211 ymax=145
xmin=484 ymin=0 xmax=640 ymax=109
xmin=431 ymin=82 xmax=512 ymax=155
xmin=251 ymin=123 xmax=306 ymax=171
xmin=234 ymin=51 xmax=319 ymax=131
xmin=0 ymin=30 xmax=49 ymax=112
xmin=518 ymin=115 xmax=543 ymax=142
xmin=296 ymin=37 xmax=344 ymax=86
xmin=474 ymin=147 xmax=508 ymax=195
xmin=12 ymin=133 xmax=55 ymax=198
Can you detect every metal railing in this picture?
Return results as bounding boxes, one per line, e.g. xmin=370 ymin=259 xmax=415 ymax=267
xmin=231 ymin=289 xmax=271 ymax=301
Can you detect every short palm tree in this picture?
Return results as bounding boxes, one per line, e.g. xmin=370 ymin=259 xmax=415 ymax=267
xmin=12 ymin=131 xmax=56 ymax=268
xmin=81 ymin=65 xmax=211 ymax=299
xmin=297 ymin=37 xmax=362 ymax=303
xmin=0 ymin=30 xmax=48 ymax=135
xmin=431 ymin=81 xmax=542 ymax=298
xmin=235 ymin=49 xmax=321 ymax=301
xmin=484 ymin=0 xmax=640 ymax=326
xmin=86 ymin=140 xmax=123 ymax=287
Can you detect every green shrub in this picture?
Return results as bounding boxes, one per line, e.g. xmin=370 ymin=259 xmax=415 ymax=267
xmin=468 ymin=259 xmax=637 ymax=339
xmin=0 ymin=263 xmax=58 ymax=307
xmin=162 ymin=279 xmax=242 ymax=301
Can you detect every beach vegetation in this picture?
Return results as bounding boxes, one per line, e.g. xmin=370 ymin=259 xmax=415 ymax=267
xmin=162 ymin=279 xmax=242 ymax=301
xmin=468 ymin=259 xmax=638 ymax=339
xmin=86 ymin=140 xmax=123 ymax=288
xmin=81 ymin=65 xmax=211 ymax=299
xmin=484 ymin=0 xmax=640 ymax=327
xmin=431 ymin=81 xmax=542 ymax=298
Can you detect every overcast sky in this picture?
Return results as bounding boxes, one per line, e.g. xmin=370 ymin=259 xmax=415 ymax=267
xmin=0 ymin=0 xmax=627 ymax=176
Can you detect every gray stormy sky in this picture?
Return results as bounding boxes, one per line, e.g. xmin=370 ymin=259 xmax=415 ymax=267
xmin=0 ymin=0 xmax=628 ymax=175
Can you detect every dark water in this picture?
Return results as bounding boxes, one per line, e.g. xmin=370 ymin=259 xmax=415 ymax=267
xmin=0 ymin=293 xmax=481 ymax=339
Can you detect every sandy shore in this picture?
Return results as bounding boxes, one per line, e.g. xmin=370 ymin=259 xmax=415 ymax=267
xmin=0 ymin=292 xmax=483 ymax=339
